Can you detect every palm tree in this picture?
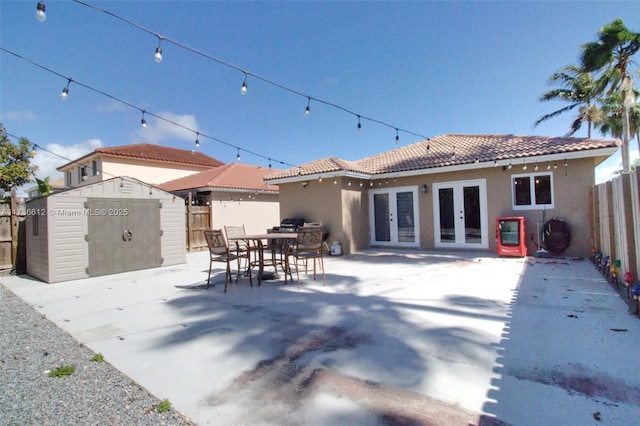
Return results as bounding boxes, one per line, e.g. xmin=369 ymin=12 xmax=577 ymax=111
xmin=534 ymin=65 xmax=601 ymax=137
xmin=581 ymin=18 xmax=640 ymax=172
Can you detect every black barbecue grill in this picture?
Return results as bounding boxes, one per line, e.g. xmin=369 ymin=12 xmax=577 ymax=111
xmin=278 ymin=217 xmax=306 ymax=232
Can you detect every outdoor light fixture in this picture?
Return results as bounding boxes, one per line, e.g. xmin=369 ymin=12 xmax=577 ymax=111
xmin=357 ymin=115 xmax=362 ymax=132
xmin=240 ymin=73 xmax=248 ymax=95
xmin=421 ymin=184 xmax=428 ymax=194
xmin=195 ymin=133 xmax=200 ymax=149
xmin=35 ymin=1 xmax=46 ymax=22
xmin=534 ymin=163 xmax=539 ymax=171
xmin=153 ymin=37 xmax=164 ymax=63
xmin=301 ymin=181 xmax=309 ymax=188
xmin=141 ymin=111 xmax=147 ymax=128
xmin=395 ymin=128 xmax=399 ymax=145
xmin=305 ymin=98 xmax=311 ymax=116
xmin=60 ymin=79 xmax=71 ymax=100
xmin=236 ymin=148 xmax=241 ymax=162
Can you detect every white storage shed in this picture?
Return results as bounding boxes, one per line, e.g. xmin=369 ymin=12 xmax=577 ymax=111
xmin=25 ymin=176 xmax=186 ymax=283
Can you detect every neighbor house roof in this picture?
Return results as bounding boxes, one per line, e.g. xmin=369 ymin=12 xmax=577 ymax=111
xmin=159 ymin=163 xmax=280 ymax=193
xmin=57 ymin=143 xmax=224 ymax=171
xmin=266 ymin=133 xmax=620 ymax=181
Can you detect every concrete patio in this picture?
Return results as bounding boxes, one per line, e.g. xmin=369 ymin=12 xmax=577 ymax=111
xmin=2 ymin=249 xmax=639 ymax=425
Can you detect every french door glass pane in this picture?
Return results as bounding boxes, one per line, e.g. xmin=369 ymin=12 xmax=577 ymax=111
xmin=464 ymin=186 xmax=481 ymax=243
xmin=373 ymin=193 xmax=390 ymax=242
xmin=396 ymin=191 xmax=415 ymax=242
xmin=439 ymin=188 xmax=454 ymax=242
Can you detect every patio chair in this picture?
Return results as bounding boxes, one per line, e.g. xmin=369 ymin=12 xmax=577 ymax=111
xmin=203 ymin=229 xmax=249 ymax=292
xmin=224 ymin=225 xmax=255 ymax=284
xmin=285 ymin=226 xmax=326 ymax=289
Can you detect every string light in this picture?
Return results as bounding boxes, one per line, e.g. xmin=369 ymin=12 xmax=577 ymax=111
xmin=154 ymin=38 xmax=163 ymax=63
xmin=357 ymin=115 xmax=362 ymax=132
xmin=304 ymin=97 xmax=311 ymax=117
xmin=240 ymin=72 xmax=248 ymax=95
xmin=141 ymin=111 xmax=147 ymax=128
xmin=236 ymin=148 xmax=241 ymax=162
xmin=534 ymin=163 xmax=539 ymax=171
xmin=56 ymin=0 xmax=433 ymax=148
xmin=35 ymin=1 xmax=46 ymax=22
xmin=395 ymin=128 xmax=399 ymax=145
xmin=60 ymin=78 xmax=72 ymax=100
xmin=195 ymin=132 xmax=200 ymax=149
xmin=1 ymin=47 xmax=299 ymax=171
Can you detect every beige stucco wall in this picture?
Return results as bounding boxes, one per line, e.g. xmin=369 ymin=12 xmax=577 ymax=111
xmin=277 ymin=157 xmax=599 ymax=257
xmin=64 ymin=158 xmax=209 ymax=188
xmin=210 ymin=194 xmax=280 ymax=235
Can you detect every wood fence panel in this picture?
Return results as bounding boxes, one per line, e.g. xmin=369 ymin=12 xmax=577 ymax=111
xmin=0 ymin=200 xmax=26 ymax=274
xmin=186 ymin=205 xmax=211 ymax=251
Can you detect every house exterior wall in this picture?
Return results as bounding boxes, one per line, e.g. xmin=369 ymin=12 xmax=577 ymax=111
xmin=64 ymin=157 xmax=210 ymax=188
xmin=25 ymin=178 xmax=186 ymax=283
xmin=278 ymin=179 xmax=344 ymax=245
xmin=210 ymin=194 xmax=280 ymax=235
xmin=277 ymin=157 xmax=597 ymax=257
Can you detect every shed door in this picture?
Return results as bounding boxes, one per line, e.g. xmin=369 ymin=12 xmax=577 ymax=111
xmin=87 ymin=199 xmax=160 ymax=277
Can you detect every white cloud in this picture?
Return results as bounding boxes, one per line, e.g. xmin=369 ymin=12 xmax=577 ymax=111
xmin=31 ymin=139 xmax=103 ymax=181
xmin=132 ymin=111 xmax=199 ymax=144
xmin=2 ymin=110 xmax=37 ymax=122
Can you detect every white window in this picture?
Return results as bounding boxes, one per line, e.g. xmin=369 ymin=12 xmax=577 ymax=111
xmin=92 ymin=160 xmax=99 ymax=176
xmin=78 ymin=166 xmax=87 ymax=182
xmin=66 ymin=171 xmax=72 ymax=186
xmin=512 ymin=172 xmax=554 ymax=210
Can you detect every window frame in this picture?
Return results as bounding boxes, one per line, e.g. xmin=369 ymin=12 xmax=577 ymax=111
xmin=511 ymin=171 xmax=554 ymax=210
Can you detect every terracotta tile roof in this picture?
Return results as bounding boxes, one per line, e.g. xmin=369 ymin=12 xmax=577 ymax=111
xmin=95 ymin=143 xmax=224 ymax=167
xmin=266 ymin=133 xmax=619 ymax=180
xmin=159 ymin=163 xmax=280 ymax=193
xmin=57 ymin=143 xmax=224 ymax=170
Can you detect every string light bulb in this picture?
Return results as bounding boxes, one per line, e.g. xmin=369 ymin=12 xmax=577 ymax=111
xmin=60 ymin=79 xmax=71 ymax=100
xmin=141 ymin=111 xmax=147 ymax=128
xmin=304 ymin=97 xmax=311 ymax=117
xmin=195 ymin=133 xmax=200 ymax=149
xmin=357 ymin=115 xmax=362 ymax=132
xmin=240 ymin=73 xmax=248 ymax=95
xmin=154 ymin=38 xmax=163 ymax=63
xmin=236 ymin=148 xmax=241 ymax=162
xmin=35 ymin=1 xmax=46 ymax=22
xmin=395 ymin=128 xmax=399 ymax=145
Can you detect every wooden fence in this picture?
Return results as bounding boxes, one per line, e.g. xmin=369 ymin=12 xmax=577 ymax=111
xmin=186 ymin=205 xmax=211 ymax=251
xmin=591 ymin=168 xmax=640 ymax=299
xmin=0 ymin=191 xmax=26 ymax=274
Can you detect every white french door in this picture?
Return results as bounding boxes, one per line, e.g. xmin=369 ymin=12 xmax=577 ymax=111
xmin=369 ymin=186 xmax=419 ymax=247
xmin=433 ymin=179 xmax=488 ymax=249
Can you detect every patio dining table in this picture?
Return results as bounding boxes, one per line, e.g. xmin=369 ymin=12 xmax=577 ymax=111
xmin=227 ymin=232 xmax=298 ymax=285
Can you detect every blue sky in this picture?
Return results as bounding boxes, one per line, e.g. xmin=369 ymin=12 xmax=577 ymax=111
xmin=1 ymin=1 xmax=639 ymax=187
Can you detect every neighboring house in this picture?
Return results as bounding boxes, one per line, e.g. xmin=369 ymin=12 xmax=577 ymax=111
xmin=56 ymin=143 xmax=224 ymax=188
xmin=160 ymin=163 xmax=280 ymax=234
xmin=265 ymin=133 xmax=620 ymax=257
xmin=25 ymin=177 xmax=66 ymax=199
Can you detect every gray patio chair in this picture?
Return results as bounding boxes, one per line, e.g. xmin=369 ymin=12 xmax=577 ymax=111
xmin=224 ymin=225 xmax=255 ymax=283
xmin=285 ymin=226 xmax=326 ymax=289
xmin=203 ymin=229 xmax=249 ymax=292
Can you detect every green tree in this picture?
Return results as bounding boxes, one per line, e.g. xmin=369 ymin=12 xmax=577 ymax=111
xmin=535 ymin=64 xmax=602 ymax=137
xmin=0 ymin=125 xmax=38 ymax=196
xmin=36 ymin=177 xmax=52 ymax=197
xmin=581 ymin=18 xmax=640 ymax=172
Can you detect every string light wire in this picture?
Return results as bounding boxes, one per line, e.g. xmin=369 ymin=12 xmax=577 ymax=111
xmin=0 ymin=47 xmax=295 ymax=169
xmin=69 ymin=0 xmax=430 ymax=142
